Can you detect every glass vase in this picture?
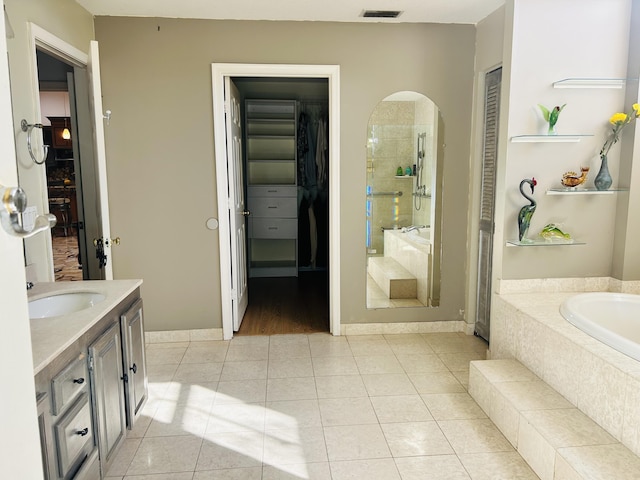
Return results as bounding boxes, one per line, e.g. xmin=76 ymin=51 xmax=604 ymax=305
xmin=594 ymin=154 xmax=613 ymax=191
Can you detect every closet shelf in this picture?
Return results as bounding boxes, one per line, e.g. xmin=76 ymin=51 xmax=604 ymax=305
xmin=552 ymin=78 xmax=628 ymax=89
xmin=510 ymin=134 xmax=592 ymax=143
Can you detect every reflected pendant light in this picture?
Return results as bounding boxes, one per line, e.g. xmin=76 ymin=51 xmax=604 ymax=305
xmin=62 ymin=117 xmax=71 ymax=140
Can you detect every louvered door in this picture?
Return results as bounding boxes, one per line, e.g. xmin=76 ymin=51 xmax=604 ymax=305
xmin=475 ymin=67 xmax=502 ymax=342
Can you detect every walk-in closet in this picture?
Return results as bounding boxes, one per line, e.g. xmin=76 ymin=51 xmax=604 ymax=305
xmin=233 ymin=77 xmax=330 ymax=335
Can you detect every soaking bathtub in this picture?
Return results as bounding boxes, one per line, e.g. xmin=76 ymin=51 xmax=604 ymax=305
xmin=560 ymin=292 xmax=640 ymax=361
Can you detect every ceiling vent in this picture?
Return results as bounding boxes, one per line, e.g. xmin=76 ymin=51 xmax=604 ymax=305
xmin=362 ymin=10 xmax=403 ymax=19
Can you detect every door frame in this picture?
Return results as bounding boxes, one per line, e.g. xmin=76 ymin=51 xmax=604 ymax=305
xmin=212 ymin=63 xmax=341 ymax=340
xmin=26 ymin=24 xmax=113 ymax=280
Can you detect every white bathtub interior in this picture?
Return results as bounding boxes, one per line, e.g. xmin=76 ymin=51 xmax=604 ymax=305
xmin=560 ymin=292 xmax=640 ymax=362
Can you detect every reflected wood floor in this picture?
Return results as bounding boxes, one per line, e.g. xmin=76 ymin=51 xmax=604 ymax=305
xmin=236 ymin=270 xmax=329 ymax=335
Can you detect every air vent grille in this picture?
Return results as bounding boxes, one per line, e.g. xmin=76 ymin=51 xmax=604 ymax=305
xmin=362 ymin=10 xmax=403 ymax=19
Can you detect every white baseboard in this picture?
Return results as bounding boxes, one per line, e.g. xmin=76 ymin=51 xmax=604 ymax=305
xmin=145 ymin=328 xmax=223 ymax=344
xmin=340 ymin=320 xmax=469 ymax=336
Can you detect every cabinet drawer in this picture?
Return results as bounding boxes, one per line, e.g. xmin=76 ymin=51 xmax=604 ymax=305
xmin=248 ymin=197 xmax=297 ymax=218
xmin=71 ymin=449 xmax=99 ymax=480
xmin=54 ymin=393 xmax=94 ymax=478
xmin=249 ymin=218 xmax=297 ymax=238
xmin=51 ymin=355 xmax=88 ymax=416
xmin=248 ymin=186 xmax=296 ymax=198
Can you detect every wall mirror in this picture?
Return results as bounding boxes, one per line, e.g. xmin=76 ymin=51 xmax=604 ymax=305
xmin=366 ymin=91 xmax=443 ymax=309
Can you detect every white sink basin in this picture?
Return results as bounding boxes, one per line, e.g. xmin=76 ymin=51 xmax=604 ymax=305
xmin=29 ymin=292 xmax=106 ymax=319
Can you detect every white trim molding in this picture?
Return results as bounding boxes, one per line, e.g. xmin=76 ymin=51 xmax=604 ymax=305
xmin=211 ymin=63 xmax=341 ymax=340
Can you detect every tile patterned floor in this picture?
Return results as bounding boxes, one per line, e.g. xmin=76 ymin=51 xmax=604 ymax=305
xmin=105 ymin=333 xmax=540 ymax=480
xmin=52 ymin=232 xmax=83 ymax=281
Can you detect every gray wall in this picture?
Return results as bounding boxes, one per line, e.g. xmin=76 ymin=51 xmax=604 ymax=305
xmin=94 ymin=17 xmax=476 ymax=331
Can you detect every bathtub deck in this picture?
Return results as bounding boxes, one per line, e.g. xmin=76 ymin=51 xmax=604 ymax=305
xmin=487 ymin=291 xmax=640 ymax=478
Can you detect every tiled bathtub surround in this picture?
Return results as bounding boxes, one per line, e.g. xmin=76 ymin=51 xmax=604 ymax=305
xmin=496 ymin=277 xmax=640 ymax=295
xmin=490 ymin=287 xmax=640 ymax=458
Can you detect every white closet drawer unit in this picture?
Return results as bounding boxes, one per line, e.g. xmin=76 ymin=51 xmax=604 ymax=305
xmin=248 ymin=196 xmax=297 ymax=218
xmin=249 ymin=218 xmax=297 ymax=239
xmin=247 ymin=185 xmax=297 ymax=198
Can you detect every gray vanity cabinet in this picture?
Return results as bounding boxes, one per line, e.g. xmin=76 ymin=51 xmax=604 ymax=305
xmin=35 ymin=288 xmax=147 ymax=480
xmin=88 ymin=322 xmax=126 ymax=477
xmin=120 ymin=298 xmax=148 ymax=427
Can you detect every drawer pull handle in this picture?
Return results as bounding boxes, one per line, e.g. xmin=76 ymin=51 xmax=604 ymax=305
xmin=73 ymin=378 xmax=85 ymax=385
xmin=76 ymin=428 xmax=89 ymax=436
xmin=130 ymin=363 xmax=137 ymax=374
xmin=267 ymin=190 xmax=278 ymax=193
xmin=268 ymin=227 xmax=278 ymax=230
xmin=267 ymin=206 xmax=277 ymax=209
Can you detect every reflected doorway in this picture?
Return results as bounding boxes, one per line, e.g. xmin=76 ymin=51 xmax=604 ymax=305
xmin=37 ymin=51 xmax=82 ymax=280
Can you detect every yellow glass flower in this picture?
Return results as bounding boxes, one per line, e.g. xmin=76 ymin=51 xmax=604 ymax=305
xmin=634 ymin=103 xmax=640 ymax=116
xmin=610 ymin=112 xmax=627 ymax=125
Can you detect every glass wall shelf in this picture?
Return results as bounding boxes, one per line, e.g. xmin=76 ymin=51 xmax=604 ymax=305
xmin=510 ymin=135 xmax=592 ymax=143
xmin=552 ymin=78 xmax=627 ymax=89
xmin=546 ymin=187 xmax=628 ymax=195
xmin=506 ymin=239 xmax=585 ymax=247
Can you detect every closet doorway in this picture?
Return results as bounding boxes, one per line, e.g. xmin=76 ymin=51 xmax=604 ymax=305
xmin=211 ymin=64 xmax=341 ymax=340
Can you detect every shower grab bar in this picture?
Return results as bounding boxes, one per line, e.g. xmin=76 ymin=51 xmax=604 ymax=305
xmin=21 ymin=119 xmax=49 ymax=165
xmin=366 ymin=191 xmax=403 ymax=197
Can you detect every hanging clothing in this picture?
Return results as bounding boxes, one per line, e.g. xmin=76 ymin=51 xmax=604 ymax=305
xmin=316 ymin=116 xmax=328 ymax=190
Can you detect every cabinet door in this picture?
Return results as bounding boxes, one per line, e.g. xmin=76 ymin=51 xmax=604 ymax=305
xmin=88 ymin=322 xmax=126 ymax=475
xmin=120 ymin=299 xmax=148 ymax=428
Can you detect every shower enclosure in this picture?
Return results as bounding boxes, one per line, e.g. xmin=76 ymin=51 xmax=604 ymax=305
xmin=365 ymin=91 xmax=441 ymax=308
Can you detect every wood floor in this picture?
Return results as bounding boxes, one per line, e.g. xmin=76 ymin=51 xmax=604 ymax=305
xmin=236 ymin=271 xmax=329 ymax=335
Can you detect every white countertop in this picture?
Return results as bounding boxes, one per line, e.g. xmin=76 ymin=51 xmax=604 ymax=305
xmin=29 ymin=280 xmax=142 ymax=375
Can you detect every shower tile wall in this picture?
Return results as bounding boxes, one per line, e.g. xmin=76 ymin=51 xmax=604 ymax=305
xmin=368 ymin=101 xmax=414 ymax=255
xmin=367 ymin=98 xmax=434 ymax=255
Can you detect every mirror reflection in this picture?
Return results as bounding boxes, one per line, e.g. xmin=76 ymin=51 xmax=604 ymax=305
xmin=366 ymin=91 xmax=443 ymax=308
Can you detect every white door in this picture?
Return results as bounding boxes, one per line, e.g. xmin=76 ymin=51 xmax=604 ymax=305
xmin=225 ymin=77 xmax=249 ymax=331
xmin=0 ymin=5 xmax=44 ymax=475
xmin=87 ymin=41 xmax=113 ymax=280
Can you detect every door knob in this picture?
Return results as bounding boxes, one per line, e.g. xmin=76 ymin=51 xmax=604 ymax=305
xmin=242 ymin=211 xmax=250 ymax=216
xmin=0 ymin=184 xmax=56 ymax=238
xmin=106 ymin=237 xmax=120 ymax=247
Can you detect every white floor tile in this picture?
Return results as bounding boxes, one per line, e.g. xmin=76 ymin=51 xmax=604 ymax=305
xmin=266 ymin=377 xmax=317 ymax=401
xmin=263 ymin=427 xmax=327 ymax=465
xmin=265 ymin=399 xmax=322 ymax=430
xmin=324 ymin=424 xmax=391 ymax=461
xmin=315 ymin=375 xmax=368 ymax=398
xmin=381 ymin=421 xmax=454 ymax=457
xmin=193 ymin=467 xmax=261 ymax=479
xmin=362 ymin=373 xmax=417 ymax=396
xmin=262 ymin=462 xmax=331 ymax=480
xmin=126 ymin=436 xmax=202 ymax=475
xmin=196 ymin=430 xmax=264 ymax=470
xmin=330 ymin=458 xmax=401 ymax=480
xmin=370 ymin=395 xmax=433 ymax=423
xmin=125 ymin=333 xmax=542 ymax=479
xmin=319 ymin=397 xmax=378 ymax=426
xmin=394 ymin=455 xmax=471 ymax=480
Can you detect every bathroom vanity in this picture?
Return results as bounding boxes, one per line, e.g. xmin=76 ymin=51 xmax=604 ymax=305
xmin=30 ymin=280 xmax=146 ymax=480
